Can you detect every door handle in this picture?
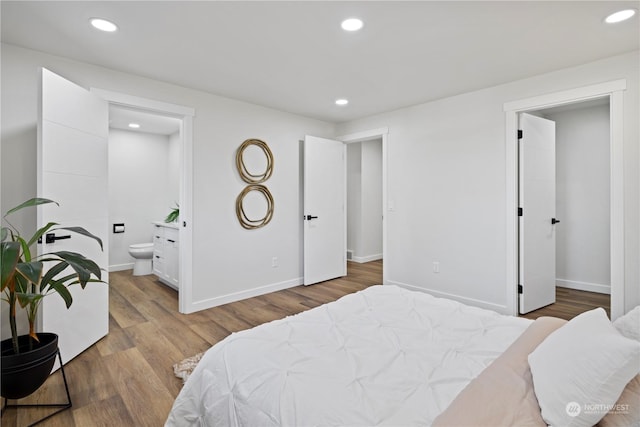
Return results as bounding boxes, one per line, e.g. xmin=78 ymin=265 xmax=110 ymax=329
xmin=305 ymin=215 xmax=318 ymax=220
xmin=551 ymin=218 xmax=560 ymax=225
xmin=45 ymin=233 xmax=71 ymax=244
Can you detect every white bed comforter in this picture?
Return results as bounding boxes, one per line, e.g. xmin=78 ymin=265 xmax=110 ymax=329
xmin=166 ymin=285 xmax=531 ymax=427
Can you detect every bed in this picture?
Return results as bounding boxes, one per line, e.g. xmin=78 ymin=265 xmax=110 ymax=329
xmin=166 ymin=285 xmax=640 ymax=427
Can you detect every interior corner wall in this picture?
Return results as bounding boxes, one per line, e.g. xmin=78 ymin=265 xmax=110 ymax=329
xmin=336 ymin=51 xmax=639 ymax=314
xmin=546 ymin=104 xmax=611 ymax=294
xmin=0 ymin=43 xmax=335 ymax=331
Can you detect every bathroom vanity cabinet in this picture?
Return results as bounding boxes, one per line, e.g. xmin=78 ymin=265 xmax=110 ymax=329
xmin=153 ymin=222 xmax=179 ymax=290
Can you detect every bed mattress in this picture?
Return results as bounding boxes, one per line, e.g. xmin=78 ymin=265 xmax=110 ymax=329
xmin=166 ymin=284 xmax=531 ymax=426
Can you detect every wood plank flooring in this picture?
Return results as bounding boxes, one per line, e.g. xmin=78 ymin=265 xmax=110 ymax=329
xmin=519 ymin=286 xmax=610 ymax=320
xmin=1 ymin=260 xmax=382 ymax=427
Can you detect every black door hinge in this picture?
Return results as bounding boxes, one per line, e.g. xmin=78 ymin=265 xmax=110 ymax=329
xmin=517 ymin=130 xmax=523 ymax=139
xmin=518 ymin=284 xmax=523 ymax=294
xmin=518 ymin=207 xmax=523 ymax=216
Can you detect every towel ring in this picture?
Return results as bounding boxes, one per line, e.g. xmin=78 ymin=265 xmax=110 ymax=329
xmin=236 ymin=139 xmax=274 ymax=184
xmin=235 ymin=184 xmax=274 ymax=229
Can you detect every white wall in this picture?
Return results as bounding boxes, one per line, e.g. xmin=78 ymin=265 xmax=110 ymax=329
xmin=546 ymin=104 xmax=610 ymax=294
xmin=108 ymin=129 xmax=178 ymax=271
xmin=347 ymin=143 xmax=361 ymax=258
xmin=336 ymin=51 xmax=639 ymax=313
xmin=0 ymin=43 xmax=335 ymax=338
xmin=167 ymin=131 xmax=181 ymax=203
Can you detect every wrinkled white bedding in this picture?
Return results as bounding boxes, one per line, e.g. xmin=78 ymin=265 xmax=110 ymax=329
xmin=166 ymin=285 xmax=531 ymax=426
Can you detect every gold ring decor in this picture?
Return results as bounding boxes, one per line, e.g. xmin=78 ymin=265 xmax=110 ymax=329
xmin=235 ymin=184 xmax=274 ymax=229
xmin=235 ymin=139 xmax=274 ymax=184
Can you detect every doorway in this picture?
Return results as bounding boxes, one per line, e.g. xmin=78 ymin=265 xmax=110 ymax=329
xmin=91 ymin=88 xmax=196 ymax=314
xmin=518 ymin=98 xmax=611 ymax=315
xmin=346 ymin=137 xmax=383 ymax=264
xmin=339 ymin=127 xmax=389 ymax=284
xmin=504 ymin=79 xmax=626 ymax=319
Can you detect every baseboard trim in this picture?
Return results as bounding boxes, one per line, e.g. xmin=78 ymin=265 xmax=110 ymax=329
xmin=351 ymin=254 xmax=383 ymax=263
xmin=556 ymin=279 xmax=611 ymax=295
xmin=387 ymin=280 xmax=509 ymax=314
xmin=109 ymin=263 xmax=134 ymax=272
xmin=188 ymin=277 xmax=303 ymax=312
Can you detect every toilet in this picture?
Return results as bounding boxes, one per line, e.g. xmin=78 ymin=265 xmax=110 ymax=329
xmin=128 ymin=243 xmax=154 ymax=276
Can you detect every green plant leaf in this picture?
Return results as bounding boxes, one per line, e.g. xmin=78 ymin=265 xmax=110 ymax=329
xmin=47 ymin=251 xmax=102 ymax=283
xmin=14 ymin=274 xmax=29 ymax=294
xmin=14 ymin=234 xmax=31 ymax=263
xmin=4 ymin=198 xmax=58 ymax=217
xmin=1 ymin=227 xmax=8 ymax=242
xmin=56 ymin=226 xmax=103 ymax=251
xmin=67 ymin=277 xmax=104 ymax=289
xmin=15 ymin=261 xmax=43 ymax=285
xmin=40 ymin=261 xmax=70 ymax=292
xmin=1 ymin=241 xmax=20 ymax=291
xmin=26 ymin=222 xmax=58 ymax=248
xmin=47 ymin=281 xmax=73 ymax=308
xmin=15 ymin=292 xmax=43 ymax=308
xmin=42 ymin=272 xmax=75 ymax=293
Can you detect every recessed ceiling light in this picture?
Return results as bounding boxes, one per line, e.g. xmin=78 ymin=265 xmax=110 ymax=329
xmin=335 ymin=99 xmax=349 ymax=106
xmin=90 ymin=18 xmax=118 ymax=32
xmin=341 ymin=18 xmax=363 ymax=32
xmin=604 ymin=9 xmax=636 ymax=24
xmin=128 ymin=123 xmax=140 ymax=129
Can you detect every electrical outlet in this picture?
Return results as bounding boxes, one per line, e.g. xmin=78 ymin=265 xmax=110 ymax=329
xmin=433 ymin=261 xmax=440 ymax=273
xmin=272 ymin=257 xmax=278 ymax=268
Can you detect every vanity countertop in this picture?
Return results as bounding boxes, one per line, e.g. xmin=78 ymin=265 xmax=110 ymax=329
xmin=153 ymin=221 xmax=179 ymax=229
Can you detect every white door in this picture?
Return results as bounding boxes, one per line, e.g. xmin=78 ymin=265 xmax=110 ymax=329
xmin=519 ymin=113 xmax=557 ymax=314
xmin=38 ymin=68 xmax=109 ymax=363
xmin=303 ymin=135 xmax=346 ymax=285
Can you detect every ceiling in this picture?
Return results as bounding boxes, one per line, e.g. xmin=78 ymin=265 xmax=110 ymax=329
xmin=109 ymin=105 xmax=181 ymax=135
xmin=2 ymin=1 xmax=638 ymax=124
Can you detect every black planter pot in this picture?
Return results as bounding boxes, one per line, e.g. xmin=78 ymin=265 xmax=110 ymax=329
xmin=1 ymin=333 xmax=59 ymax=400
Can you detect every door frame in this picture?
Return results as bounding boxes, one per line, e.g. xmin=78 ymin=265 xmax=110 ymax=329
xmin=337 ymin=127 xmax=389 ymax=285
xmin=504 ymin=79 xmax=626 ymax=319
xmin=91 ymin=88 xmax=196 ymax=314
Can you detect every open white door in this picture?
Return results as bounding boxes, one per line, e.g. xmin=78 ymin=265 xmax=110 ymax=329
xmin=38 ymin=68 xmax=109 ymax=363
xmin=303 ymin=135 xmax=346 ymax=285
xmin=519 ymin=113 xmax=557 ymax=314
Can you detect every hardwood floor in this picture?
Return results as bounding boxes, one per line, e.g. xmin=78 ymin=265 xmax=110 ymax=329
xmin=519 ymin=286 xmax=610 ymax=321
xmin=1 ymin=260 xmax=382 ymax=427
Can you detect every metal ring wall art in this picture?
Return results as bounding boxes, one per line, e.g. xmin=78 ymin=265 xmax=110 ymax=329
xmin=236 ymin=139 xmax=274 ymax=183
xmin=235 ymin=139 xmax=275 ymax=229
xmin=235 ymin=185 xmax=274 ymax=230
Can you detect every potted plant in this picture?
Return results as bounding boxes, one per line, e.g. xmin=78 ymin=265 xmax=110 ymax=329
xmin=1 ymin=197 xmax=103 ymax=400
xmin=164 ymin=203 xmax=179 ymax=223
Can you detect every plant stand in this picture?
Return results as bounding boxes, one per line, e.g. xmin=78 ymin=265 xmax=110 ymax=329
xmin=1 ymin=349 xmax=72 ymax=426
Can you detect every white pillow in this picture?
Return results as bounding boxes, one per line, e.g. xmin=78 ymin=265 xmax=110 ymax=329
xmin=528 ymin=308 xmax=640 ymax=427
xmin=613 ymin=305 xmax=640 ymax=342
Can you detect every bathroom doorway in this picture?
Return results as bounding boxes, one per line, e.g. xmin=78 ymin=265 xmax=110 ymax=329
xmin=92 ymin=88 xmax=195 ymax=314
xmin=107 ymin=106 xmax=181 ymax=275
